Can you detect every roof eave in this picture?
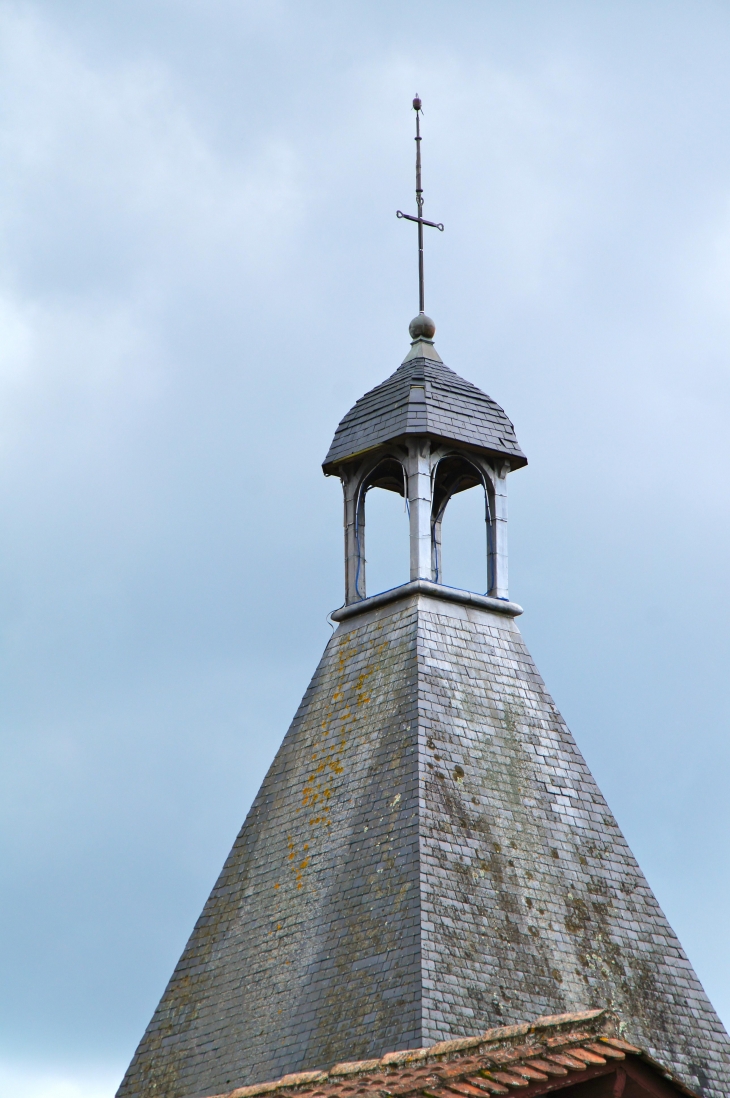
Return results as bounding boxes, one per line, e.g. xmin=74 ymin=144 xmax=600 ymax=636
xmin=322 ymin=432 xmax=528 ymax=477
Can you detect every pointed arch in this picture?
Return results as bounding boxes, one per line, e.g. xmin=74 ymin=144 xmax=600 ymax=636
xmin=431 ymin=453 xmax=495 ymax=593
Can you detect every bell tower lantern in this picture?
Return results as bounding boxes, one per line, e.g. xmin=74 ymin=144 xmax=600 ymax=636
xmin=322 ymin=315 xmax=526 ymax=604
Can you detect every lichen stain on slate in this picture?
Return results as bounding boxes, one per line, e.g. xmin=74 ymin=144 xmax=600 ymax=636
xmin=302 ymin=611 xmax=422 ymax=1070
xmin=414 ymin=605 xmax=729 ymax=1097
xmin=420 ymin=662 xmax=569 ymax=1034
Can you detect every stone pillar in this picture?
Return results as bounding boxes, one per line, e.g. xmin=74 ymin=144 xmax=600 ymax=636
xmin=489 ymin=463 xmax=509 ymax=599
xmin=431 ymin=511 xmax=443 ymax=584
xmin=342 ymin=469 xmax=366 ymax=603
xmin=406 ymin=440 xmax=433 ymax=582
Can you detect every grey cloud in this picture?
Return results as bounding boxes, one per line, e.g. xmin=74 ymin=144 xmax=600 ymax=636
xmin=0 ymin=1 xmax=729 ymax=1094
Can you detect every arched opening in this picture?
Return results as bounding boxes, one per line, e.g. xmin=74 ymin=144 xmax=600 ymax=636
xmin=361 ymin=459 xmax=409 ymax=597
xmin=439 ymin=486 xmax=489 ymax=593
xmin=432 ymin=456 xmax=493 ymax=594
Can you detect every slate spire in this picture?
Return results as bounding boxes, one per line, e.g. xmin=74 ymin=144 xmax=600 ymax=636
xmin=117 ymin=317 xmax=730 ymax=1098
xmin=117 ymin=105 xmax=730 ymax=1098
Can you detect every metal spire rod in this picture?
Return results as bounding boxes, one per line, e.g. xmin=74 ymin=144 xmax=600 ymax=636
xmin=397 ymin=95 xmax=444 ymax=316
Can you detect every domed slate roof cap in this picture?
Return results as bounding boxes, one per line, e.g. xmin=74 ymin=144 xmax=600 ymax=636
xmin=322 ymin=331 xmax=527 ymax=474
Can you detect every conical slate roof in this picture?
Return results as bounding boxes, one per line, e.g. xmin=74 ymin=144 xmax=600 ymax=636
xmin=117 ymin=590 xmax=730 ymax=1098
xmin=322 ymin=342 xmax=526 ymax=473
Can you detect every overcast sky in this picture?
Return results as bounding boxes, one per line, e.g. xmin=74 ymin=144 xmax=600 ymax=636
xmin=2 ymin=2 xmax=730 ymax=1097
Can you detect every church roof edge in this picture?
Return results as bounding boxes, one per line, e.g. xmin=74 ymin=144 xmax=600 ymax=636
xmin=329 ymin=579 xmax=523 ymax=623
xmin=200 ymin=1010 xmax=699 ymax=1098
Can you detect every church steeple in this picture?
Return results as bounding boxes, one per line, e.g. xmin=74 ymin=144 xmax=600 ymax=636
xmin=116 ymin=101 xmax=730 ymax=1098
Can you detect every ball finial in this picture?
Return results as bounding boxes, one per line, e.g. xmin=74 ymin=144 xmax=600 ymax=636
xmin=413 ymin=95 xmax=422 ymax=111
xmin=409 ymin=312 xmax=436 ymax=340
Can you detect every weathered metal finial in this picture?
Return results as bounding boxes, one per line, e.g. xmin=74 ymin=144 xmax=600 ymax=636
xmin=397 ymin=94 xmax=443 ymax=334
xmin=409 ymin=313 xmax=436 ymax=340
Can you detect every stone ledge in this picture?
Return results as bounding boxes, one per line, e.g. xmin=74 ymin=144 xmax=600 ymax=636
xmin=330 ymin=580 xmax=523 ymax=623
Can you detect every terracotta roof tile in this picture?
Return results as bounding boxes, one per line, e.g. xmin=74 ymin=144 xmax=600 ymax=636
xmin=519 ymin=1060 xmax=566 ymax=1077
xmin=462 ymin=1079 xmax=508 ymax=1096
xmin=600 ymin=1037 xmax=642 ymax=1054
xmin=543 ymin=1053 xmax=589 ymax=1071
xmin=490 ymin=1075 xmax=528 ymax=1089
xmin=461 ymin=1076 xmax=507 ymax=1093
xmin=557 ymin=1048 xmax=605 ymax=1065
xmin=583 ymin=1042 xmax=623 ymax=1060
xmin=204 ymin=1011 xmax=698 ymax=1098
xmin=504 ymin=1068 xmax=547 ymax=1083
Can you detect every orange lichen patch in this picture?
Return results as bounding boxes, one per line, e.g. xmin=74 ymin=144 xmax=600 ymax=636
xmin=300 ymin=650 xmax=352 ymax=842
xmin=206 ymin=1010 xmax=699 ymax=1098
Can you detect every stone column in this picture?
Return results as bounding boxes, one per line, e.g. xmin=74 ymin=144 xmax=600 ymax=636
xmin=406 ymin=439 xmax=433 ymax=582
xmin=342 ymin=469 xmax=366 ymax=603
xmin=489 ymin=463 xmax=509 ymax=599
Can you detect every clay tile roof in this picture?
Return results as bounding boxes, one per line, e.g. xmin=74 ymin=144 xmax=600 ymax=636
xmin=202 ymin=1011 xmax=699 ymax=1098
xmin=322 ymin=355 xmax=527 ymax=473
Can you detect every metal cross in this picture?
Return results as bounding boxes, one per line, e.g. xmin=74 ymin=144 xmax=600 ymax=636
xmin=397 ymin=95 xmax=444 ymax=315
